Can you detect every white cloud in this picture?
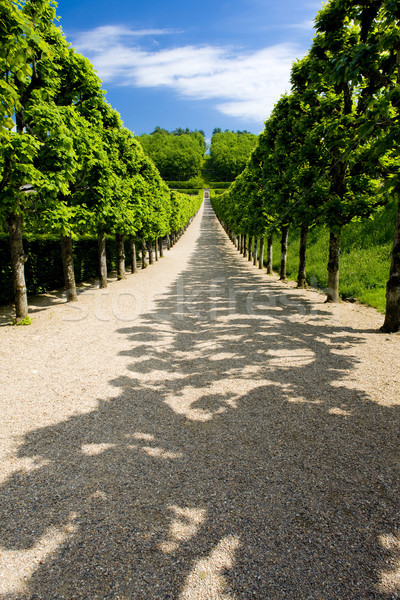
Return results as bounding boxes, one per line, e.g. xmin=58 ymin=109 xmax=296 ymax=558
xmin=73 ymin=25 xmax=180 ymax=53
xmin=287 ymin=19 xmax=315 ymax=30
xmin=73 ymin=25 xmax=305 ymax=122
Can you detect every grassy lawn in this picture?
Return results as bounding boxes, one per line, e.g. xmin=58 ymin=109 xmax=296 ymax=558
xmin=267 ymin=201 xmax=397 ymax=314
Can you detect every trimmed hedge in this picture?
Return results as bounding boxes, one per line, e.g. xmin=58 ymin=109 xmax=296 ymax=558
xmin=169 ymin=189 xmax=203 ymax=196
xmin=208 ymin=182 xmax=232 ymax=189
xmin=168 ymin=187 xmax=203 ymax=194
xmin=166 ymin=181 xmax=232 ymax=190
xmin=0 ymin=234 xmax=132 ymax=305
xmin=166 ymin=181 xmax=202 ymax=189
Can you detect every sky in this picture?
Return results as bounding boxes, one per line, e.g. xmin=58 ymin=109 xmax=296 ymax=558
xmin=56 ymin=0 xmax=323 ymax=139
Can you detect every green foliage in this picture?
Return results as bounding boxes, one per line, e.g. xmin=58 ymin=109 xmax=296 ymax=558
xmin=13 ymin=316 xmax=33 ymax=326
xmin=166 ymin=176 xmax=205 ymax=189
xmin=165 ymin=179 xmax=232 ymax=190
xmin=169 ymin=189 xmax=203 ymax=195
xmin=136 ymin=129 xmax=206 ymax=181
xmin=168 ymin=190 xmax=202 ymax=234
xmin=0 ymin=0 xmax=77 ymax=218
xmin=208 ymin=182 xmax=232 ymax=189
xmin=1 ymin=2 xmax=200 ymax=316
xmin=209 ymin=130 xmax=257 ymax=181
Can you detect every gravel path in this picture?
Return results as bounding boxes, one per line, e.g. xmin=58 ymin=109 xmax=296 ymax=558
xmin=1 ymin=200 xmax=399 ymax=600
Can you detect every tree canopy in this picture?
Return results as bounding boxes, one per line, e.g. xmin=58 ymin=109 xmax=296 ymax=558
xmin=136 ymin=129 xmax=206 ymax=181
xmin=208 ymin=130 xmax=258 ymax=181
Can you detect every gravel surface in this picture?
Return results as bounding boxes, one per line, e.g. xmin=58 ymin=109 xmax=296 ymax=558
xmin=1 ymin=199 xmax=399 ymax=600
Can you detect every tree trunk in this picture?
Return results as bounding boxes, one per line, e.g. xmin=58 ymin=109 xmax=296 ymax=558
xmin=8 ymin=212 xmax=29 ymax=320
xmin=248 ymin=236 xmax=253 ymax=261
xmin=239 ymin=234 xmax=243 ymax=253
xmin=259 ymin=237 xmax=264 ymax=269
xmin=279 ymin=226 xmax=289 ymax=280
xmin=326 ymin=230 xmax=341 ymax=302
xmin=147 ymin=241 xmax=153 ymax=265
xmin=243 ymin=235 xmax=247 ymax=258
xmin=382 ymin=200 xmax=400 ymax=332
xmin=159 ymin=237 xmax=164 ymax=258
xmin=297 ymin=222 xmax=309 ymax=288
xmin=141 ymin=242 xmax=147 ymax=269
xmin=154 ymin=238 xmax=159 ymax=261
xmin=98 ymin=232 xmax=108 ymax=288
xmin=60 ymin=234 xmax=78 ymax=301
xmin=253 ymin=237 xmax=258 ymax=266
xmin=166 ymin=233 xmax=171 ymax=251
xmin=130 ymin=239 xmax=138 ymax=274
xmin=266 ymin=235 xmax=273 ymax=274
xmin=116 ymin=233 xmax=126 ymax=280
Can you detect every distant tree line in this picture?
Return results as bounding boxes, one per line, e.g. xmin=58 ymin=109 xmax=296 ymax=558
xmin=136 ymin=128 xmax=206 ymax=181
xmin=136 ymin=128 xmax=258 ymax=184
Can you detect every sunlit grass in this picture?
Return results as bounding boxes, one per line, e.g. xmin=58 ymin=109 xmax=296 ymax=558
xmin=268 ymin=201 xmax=397 ymax=314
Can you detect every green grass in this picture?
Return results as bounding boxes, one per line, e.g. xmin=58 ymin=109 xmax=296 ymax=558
xmin=11 ymin=315 xmax=33 ymax=326
xmin=268 ymin=201 xmax=397 ymax=314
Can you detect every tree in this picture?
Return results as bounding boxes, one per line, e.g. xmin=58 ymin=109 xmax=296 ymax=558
xmin=137 ymin=129 xmax=206 ymax=181
xmin=78 ymin=100 xmax=122 ymax=289
xmin=32 ymin=105 xmax=96 ymax=301
xmin=292 ymin=16 xmax=387 ymax=303
xmin=0 ymin=0 xmax=75 ymax=320
xmin=315 ymin=0 xmax=400 ymax=329
xmin=209 ymin=130 xmax=257 ymax=181
xmin=33 ymin=44 xmax=106 ymax=300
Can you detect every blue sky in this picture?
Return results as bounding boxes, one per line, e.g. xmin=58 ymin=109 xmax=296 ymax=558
xmin=56 ymin=0 xmax=322 ymax=139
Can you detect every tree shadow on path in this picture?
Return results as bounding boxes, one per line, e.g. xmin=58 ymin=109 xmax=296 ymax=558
xmin=0 ymin=202 xmax=399 ymax=600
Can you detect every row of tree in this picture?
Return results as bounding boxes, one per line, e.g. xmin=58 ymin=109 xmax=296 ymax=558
xmin=0 ymin=0 xmax=201 ymax=323
xmin=212 ymin=0 xmax=400 ymax=332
